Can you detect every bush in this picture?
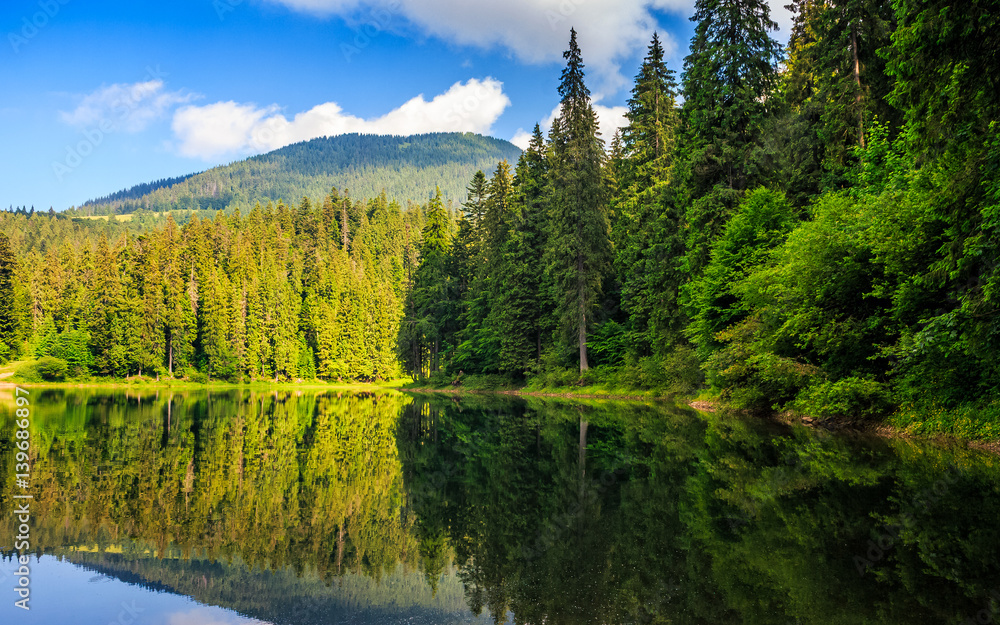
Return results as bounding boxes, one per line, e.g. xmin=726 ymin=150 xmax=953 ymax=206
xmin=14 ymin=363 xmax=42 ymax=383
xmin=35 ymin=356 xmax=68 ymax=381
xmin=661 ymin=346 xmax=704 ymax=395
xmin=589 ymin=321 xmax=629 ymax=367
xmin=794 ymin=377 xmax=894 ymax=420
xmin=530 ymin=366 xmax=580 ymax=389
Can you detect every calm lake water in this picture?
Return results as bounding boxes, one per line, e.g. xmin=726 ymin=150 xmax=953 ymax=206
xmin=2 ymin=389 xmax=999 ymax=624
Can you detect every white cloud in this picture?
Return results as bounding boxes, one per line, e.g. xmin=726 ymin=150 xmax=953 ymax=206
xmin=60 ymin=80 xmax=195 ymax=133
xmin=510 ymin=128 xmax=533 ymax=150
xmin=167 ymin=607 xmax=267 ymax=625
xmin=172 ymin=77 xmax=511 ymax=160
xmin=536 ymin=101 xmax=627 ymax=146
xmin=768 ymin=0 xmax=793 ymax=44
xmin=594 ymin=104 xmax=628 ymax=141
xmin=266 ymin=0 xmax=693 ymax=97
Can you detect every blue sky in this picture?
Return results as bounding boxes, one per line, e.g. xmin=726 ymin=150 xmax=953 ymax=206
xmin=1 ymin=0 xmax=791 ymax=211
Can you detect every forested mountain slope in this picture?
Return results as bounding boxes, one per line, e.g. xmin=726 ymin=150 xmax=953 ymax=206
xmin=76 ymin=132 xmax=522 ymax=214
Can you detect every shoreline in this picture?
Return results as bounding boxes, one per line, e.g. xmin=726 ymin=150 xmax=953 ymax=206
xmin=5 ymin=379 xmax=998 ymax=451
xmin=403 ymin=387 xmax=1000 ymax=450
xmin=400 ymin=386 xmax=676 ymax=402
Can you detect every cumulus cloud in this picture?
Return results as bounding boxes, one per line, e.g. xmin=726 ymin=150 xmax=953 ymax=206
xmin=536 ymin=101 xmax=628 ymax=144
xmin=172 ymin=77 xmax=510 ymax=160
xmin=167 ymin=607 xmax=267 ymax=625
xmin=510 ymin=128 xmax=533 ymax=150
xmin=267 ymin=0 xmax=694 ymax=96
xmin=60 ymin=80 xmax=195 ymax=133
xmin=767 ymin=0 xmax=794 ymax=42
xmin=594 ymin=104 xmax=629 ymax=141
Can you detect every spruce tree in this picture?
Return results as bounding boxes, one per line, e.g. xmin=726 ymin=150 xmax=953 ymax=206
xmin=545 ymin=28 xmax=612 ymax=372
xmin=402 ymin=188 xmax=452 ymax=376
xmin=681 ymin=0 xmax=783 ymax=274
xmin=620 ymin=32 xmax=679 ymax=191
xmin=513 ymin=124 xmax=550 ymax=362
xmin=783 ymin=0 xmax=898 ymax=180
xmin=0 ymin=232 xmax=17 ymax=359
xmin=614 ymin=33 xmax=685 ymax=354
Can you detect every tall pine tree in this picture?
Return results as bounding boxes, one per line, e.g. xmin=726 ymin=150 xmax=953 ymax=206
xmin=680 ymin=0 xmax=783 ymax=274
xmin=546 ymin=28 xmax=611 ymax=372
xmin=0 ymin=232 xmax=18 ymax=360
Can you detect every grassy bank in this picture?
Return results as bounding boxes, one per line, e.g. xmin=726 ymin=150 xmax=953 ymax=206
xmin=8 ymin=356 xmax=999 ymax=445
xmin=1 ymin=358 xmax=408 ymax=391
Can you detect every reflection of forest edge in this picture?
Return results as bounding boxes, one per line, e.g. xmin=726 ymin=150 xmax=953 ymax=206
xmin=1 ymin=390 xmax=999 ymax=624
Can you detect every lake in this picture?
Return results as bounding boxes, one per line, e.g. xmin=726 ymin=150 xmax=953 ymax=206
xmin=2 ymin=389 xmax=999 ymax=624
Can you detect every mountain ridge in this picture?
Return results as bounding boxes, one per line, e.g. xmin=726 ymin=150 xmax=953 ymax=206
xmin=78 ymin=132 xmax=523 ymax=214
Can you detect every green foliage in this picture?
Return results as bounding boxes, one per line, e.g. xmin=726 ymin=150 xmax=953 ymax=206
xmin=588 ymin=320 xmax=629 ymax=367
xmin=5 ymin=9 xmax=1000 ymax=433
xmin=49 ymin=329 xmax=95 ymax=375
xmin=13 ymin=361 xmax=42 ymax=383
xmin=685 ymin=187 xmax=797 ymax=361
xmin=545 ymin=29 xmax=612 ymax=371
xmin=794 ymin=376 xmax=893 ymax=419
xmin=0 ymin=231 xmax=24 ymax=362
xmin=3 ymin=187 xmax=415 ymax=383
xmin=34 ymin=355 xmax=68 ymax=380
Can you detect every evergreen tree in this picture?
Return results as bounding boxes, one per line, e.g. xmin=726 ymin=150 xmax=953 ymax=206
xmin=620 ymin=32 xmax=680 ymax=192
xmin=545 ymin=28 xmax=612 ymax=371
xmin=680 ymin=0 xmax=783 ymax=274
xmin=401 ymin=188 xmax=452 ymax=377
xmin=613 ymin=33 xmax=685 ymax=355
xmin=0 ymin=232 xmax=18 ymax=360
xmin=784 ymin=0 xmax=898 ymax=180
xmin=512 ymin=124 xmax=551 ymax=363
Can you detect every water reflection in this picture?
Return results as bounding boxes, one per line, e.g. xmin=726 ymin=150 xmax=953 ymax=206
xmin=1 ymin=389 xmax=999 ymax=624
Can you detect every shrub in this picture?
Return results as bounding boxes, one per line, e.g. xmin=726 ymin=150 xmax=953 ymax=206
xmin=794 ymin=377 xmax=894 ymax=420
xmin=14 ymin=363 xmax=42 ymax=383
xmin=661 ymin=346 xmax=704 ymax=395
xmin=35 ymin=356 xmax=68 ymax=381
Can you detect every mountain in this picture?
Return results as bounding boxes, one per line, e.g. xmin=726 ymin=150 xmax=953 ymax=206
xmin=80 ymin=132 xmax=523 ymax=214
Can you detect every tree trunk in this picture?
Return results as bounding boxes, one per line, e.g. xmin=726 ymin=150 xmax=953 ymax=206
xmin=336 ymin=524 xmax=345 ymax=574
xmin=578 ymin=253 xmax=589 ymax=372
xmin=578 ymin=418 xmax=588 ymax=506
xmin=851 ymin=22 xmax=865 ymax=148
xmin=340 ymin=206 xmax=350 ymax=250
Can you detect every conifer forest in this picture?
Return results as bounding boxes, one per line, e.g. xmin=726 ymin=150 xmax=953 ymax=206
xmin=2 ymin=0 xmax=999 ymax=434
